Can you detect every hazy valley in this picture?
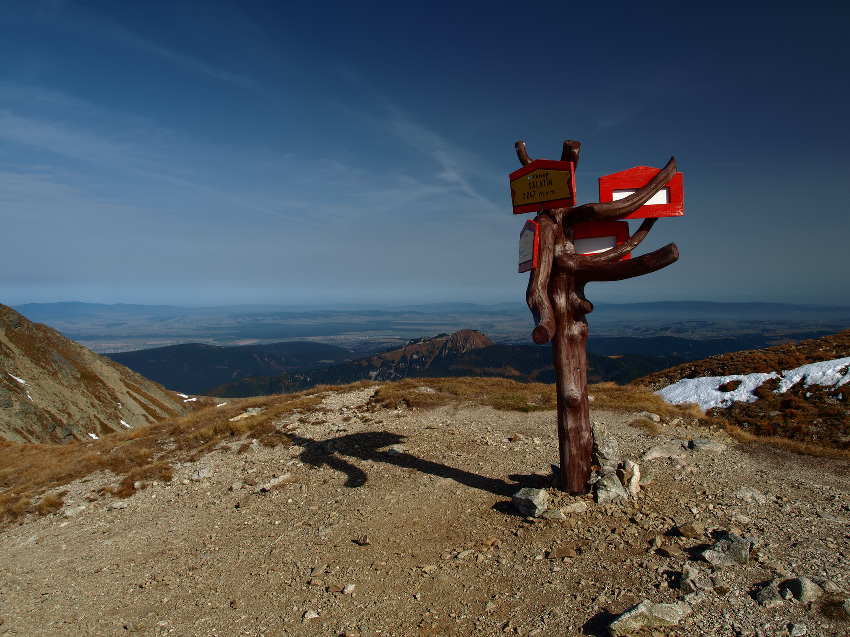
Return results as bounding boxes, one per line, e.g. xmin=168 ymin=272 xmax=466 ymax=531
xmin=16 ymin=301 xmax=850 ymax=354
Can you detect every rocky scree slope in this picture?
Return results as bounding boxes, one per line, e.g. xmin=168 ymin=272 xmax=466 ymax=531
xmin=0 ymin=385 xmax=848 ymax=636
xmin=0 ymin=304 xmax=187 ymax=444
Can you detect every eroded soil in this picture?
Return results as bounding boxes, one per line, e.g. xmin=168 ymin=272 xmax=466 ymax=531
xmin=1 ymin=386 xmax=849 ymax=636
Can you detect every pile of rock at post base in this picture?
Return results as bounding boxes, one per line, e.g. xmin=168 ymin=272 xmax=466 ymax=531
xmin=586 ymin=421 xmax=642 ymax=504
xmin=511 ymin=421 xmax=647 ymax=520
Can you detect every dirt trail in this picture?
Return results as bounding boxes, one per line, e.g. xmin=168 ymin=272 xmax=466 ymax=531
xmin=1 ymin=386 xmax=849 ymax=636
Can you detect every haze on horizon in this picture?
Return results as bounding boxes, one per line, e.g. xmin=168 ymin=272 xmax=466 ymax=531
xmin=2 ymin=1 xmax=848 ymax=308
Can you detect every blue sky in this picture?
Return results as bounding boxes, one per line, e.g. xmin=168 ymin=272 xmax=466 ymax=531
xmin=1 ymin=0 xmax=848 ymax=307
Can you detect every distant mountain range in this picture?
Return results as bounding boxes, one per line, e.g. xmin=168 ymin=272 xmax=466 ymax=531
xmin=99 ymin=329 xmax=836 ymax=397
xmin=107 ymin=341 xmax=355 ymax=395
xmin=0 ymin=304 xmax=186 ymax=444
xmin=206 ymin=330 xmax=498 ymax=397
xmin=201 ymin=330 xmax=685 ymax=398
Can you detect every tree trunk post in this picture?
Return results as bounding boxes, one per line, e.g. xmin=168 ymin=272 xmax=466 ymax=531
xmin=550 ymin=273 xmax=593 ymax=494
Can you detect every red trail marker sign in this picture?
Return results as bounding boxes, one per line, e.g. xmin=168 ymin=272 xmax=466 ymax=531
xmin=598 ymin=166 xmax=684 ymax=218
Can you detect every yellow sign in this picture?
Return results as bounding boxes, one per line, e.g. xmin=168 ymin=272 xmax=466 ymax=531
xmin=509 ymin=159 xmax=575 ymax=213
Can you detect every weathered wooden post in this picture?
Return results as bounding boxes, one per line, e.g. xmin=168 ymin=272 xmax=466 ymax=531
xmin=510 ymin=140 xmax=683 ymax=494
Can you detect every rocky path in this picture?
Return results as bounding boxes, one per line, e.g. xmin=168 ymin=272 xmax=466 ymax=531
xmin=1 ymin=386 xmax=849 ymax=636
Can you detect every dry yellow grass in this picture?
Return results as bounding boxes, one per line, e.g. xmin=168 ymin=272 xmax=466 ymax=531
xmin=588 ymin=382 xmax=703 ymax=420
xmin=0 ymin=388 xmax=334 ymax=524
xmin=711 ymin=417 xmax=850 ymax=460
xmin=627 ymin=417 xmax=664 ymax=437
xmin=1 ymin=377 xmax=705 ymax=525
xmin=368 ymin=377 xmax=556 ymax=412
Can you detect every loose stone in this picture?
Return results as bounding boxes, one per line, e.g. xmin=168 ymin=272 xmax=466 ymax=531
xmin=608 ymin=600 xmax=691 ymax=636
xmin=733 ymin=488 xmax=768 ymax=505
xmin=657 ymin=544 xmax=683 ymax=558
xmin=547 ymin=545 xmax=577 ymax=559
xmin=256 ymin=473 xmax=297 ymax=493
xmin=700 ymin=533 xmax=752 ymax=566
xmin=512 ymin=487 xmax=549 ymax=518
xmin=689 ymin=439 xmax=726 ymax=453
xmin=677 ymin=521 xmax=705 ymax=539
xmin=542 ymin=508 xmax=566 ymax=520
xmin=562 ymin=500 xmax=588 ymax=515
xmin=781 ymin=577 xmax=823 ymax=603
xmin=640 ymin=441 xmax=686 ymax=462
xmin=755 ymin=580 xmax=784 ymax=608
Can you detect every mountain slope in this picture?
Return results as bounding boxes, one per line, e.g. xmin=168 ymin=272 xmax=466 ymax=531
xmin=635 ymin=329 xmax=850 ymax=388
xmin=0 ymin=304 xmax=187 ymax=444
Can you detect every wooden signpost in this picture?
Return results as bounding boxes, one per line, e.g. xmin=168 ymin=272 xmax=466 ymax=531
xmin=511 ymin=140 xmax=683 ymax=494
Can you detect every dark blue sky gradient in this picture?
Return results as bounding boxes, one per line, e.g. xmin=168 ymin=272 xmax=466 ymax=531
xmin=1 ymin=1 xmax=848 ymax=306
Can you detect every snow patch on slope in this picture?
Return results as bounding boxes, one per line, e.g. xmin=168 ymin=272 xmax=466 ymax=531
xmin=658 ymin=356 xmax=850 ymax=411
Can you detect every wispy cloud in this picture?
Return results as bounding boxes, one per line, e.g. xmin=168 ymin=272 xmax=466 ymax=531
xmin=97 ymin=16 xmax=265 ymax=95
xmin=385 ymin=113 xmax=491 ymax=204
xmin=0 ymin=82 xmax=317 ymax=224
xmin=332 ymin=65 xmax=504 ymax=211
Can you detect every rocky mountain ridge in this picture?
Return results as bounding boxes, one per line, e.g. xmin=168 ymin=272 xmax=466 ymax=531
xmin=210 ymin=329 xmax=495 ymax=397
xmin=208 ymin=330 xmax=685 ymax=398
xmin=0 ymin=304 xmax=187 ymax=444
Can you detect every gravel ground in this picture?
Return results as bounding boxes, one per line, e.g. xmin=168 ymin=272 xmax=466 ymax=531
xmin=1 ymin=386 xmax=848 ymax=636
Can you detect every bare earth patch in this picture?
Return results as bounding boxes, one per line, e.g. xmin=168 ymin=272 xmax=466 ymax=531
xmin=1 ymin=385 xmax=848 ymax=636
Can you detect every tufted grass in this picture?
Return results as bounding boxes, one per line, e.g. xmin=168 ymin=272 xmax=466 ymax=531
xmin=0 ymin=377 xmax=703 ymax=525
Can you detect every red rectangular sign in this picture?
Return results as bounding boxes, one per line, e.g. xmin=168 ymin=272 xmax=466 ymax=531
xmin=598 ymin=166 xmax=683 ymax=219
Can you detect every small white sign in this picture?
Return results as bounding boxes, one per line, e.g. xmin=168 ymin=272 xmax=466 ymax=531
xmin=518 ymin=220 xmax=539 ymax=273
xmin=519 ymin=228 xmax=536 ymax=265
xmin=612 ymin=187 xmax=670 ymax=205
xmin=574 ymin=235 xmax=617 ymax=255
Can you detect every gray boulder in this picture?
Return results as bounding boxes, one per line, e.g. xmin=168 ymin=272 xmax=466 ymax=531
xmin=781 ymin=577 xmax=824 ymax=603
xmin=608 ymin=600 xmax=691 ymax=636
xmin=592 ymin=421 xmax=620 ymax=469
xmin=640 ymin=440 xmax=687 ymax=462
xmin=512 ymin=487 xmax=549 ymax=517
xmin=595 ymin=473 xmax=629 ymax=505
xmin=689 ymin=438 xmax=726 ymax=453
xmin=701 ymin=533 xmax=752 ymax=566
